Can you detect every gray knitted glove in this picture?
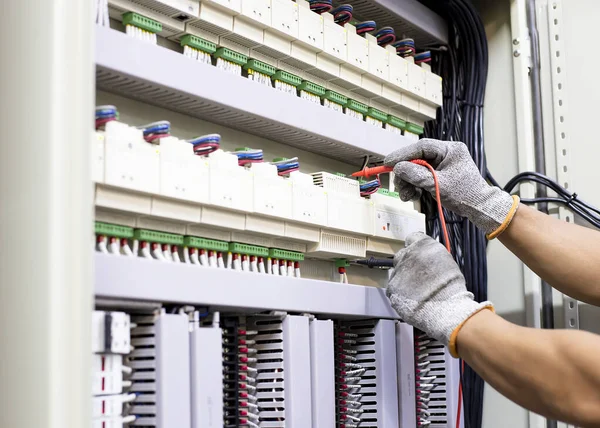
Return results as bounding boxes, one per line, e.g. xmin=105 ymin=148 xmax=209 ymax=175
xmin=384 ymin=139 xmax=519 ymax=238
xmin=387 ymin=232 xmax=493 ymax=357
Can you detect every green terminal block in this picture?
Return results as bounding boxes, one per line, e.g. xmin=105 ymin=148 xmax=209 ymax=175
xmin=133 ymin=229 xmax=184 ymax=246
xmin=367 ymin=107 xmax=388 ymax=122
xmin=273 ymin=70 xmax=303 ymax=87
xmin=298 ymin=81 xmax=326 ymax=97
xmin=229 ymin=242 xmax=269 ymax=257
xmin=184 ymin=236 xmax=229 ymax=252
xmin=180 ymin=34 xmax=217 ymax=54
xmin=345 ymin=99 xmax=369 ymax=115
xmin=406 ymin=123 xmax=425 ymax=135
xmin=387 ymin=115 xmax=407 ymax=130
xmin=334 ymin=172 xmax=347 ymax=177
xmin=122 ymin=12 xmax=162 ymax=34
xmin=323 ymin=90 xmax=348 ymax=105
xmin=377 ymin=188 xmax=400 ymax=198
xmin=244 ymin=59 xmax=276 ymax=76
xmin=335 ymin=259 xmax=350 ymax=268
xmin=268 ymin=248 xmax=304 ymax=262
xmin=235 ymin=147 xmax=254 ymax=152
xmin=272 ymin=157 xmax=288 ymax=162
xmin=95 ymin=222 xmax=134 ymax=239
xmin=213 ymin=48 xmax=248 ymax=66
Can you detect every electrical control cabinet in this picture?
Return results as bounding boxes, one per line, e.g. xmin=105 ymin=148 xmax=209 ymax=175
xmin=103 ymin=121 xmax=160 ymax=195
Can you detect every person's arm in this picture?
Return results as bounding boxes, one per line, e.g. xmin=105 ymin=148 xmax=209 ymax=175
xmin=459 ymin=309 xmax=600 ymax=427
xmin=499 ymin=204 xmax=600 ymax=305
xmin=384 ymin=138 xmax=600 ymax=305
xmin=388 ymin=232 xmax=600 ymax=427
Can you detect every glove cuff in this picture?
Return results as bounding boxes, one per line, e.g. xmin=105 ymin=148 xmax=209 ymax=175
xmin=486 ymin=195 xmax=520 ymax=240
xmin=448 ymin=303 xmax=495 ymax=358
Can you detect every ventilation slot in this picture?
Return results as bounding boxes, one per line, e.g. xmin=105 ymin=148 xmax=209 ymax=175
xmin=128 ymin=314 xmax=159 ymax=427
xmin=336 ymin=320 xmax=379 ymax=428
xmin=248 ymin=316 xmax=286 ymax=427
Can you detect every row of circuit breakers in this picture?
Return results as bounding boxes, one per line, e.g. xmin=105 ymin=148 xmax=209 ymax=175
xmin=93 ymin=309 xmax=463 ymax=428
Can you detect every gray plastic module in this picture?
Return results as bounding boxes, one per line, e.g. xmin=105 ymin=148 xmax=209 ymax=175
xmin=309 ymin=319 xmax=335 ymax=428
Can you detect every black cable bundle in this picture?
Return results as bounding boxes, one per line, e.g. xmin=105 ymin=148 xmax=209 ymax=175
xmin=505 ymin=172 xmax=600 ymax=229
xmin=422 ymin=1 xmax=489 ymax=427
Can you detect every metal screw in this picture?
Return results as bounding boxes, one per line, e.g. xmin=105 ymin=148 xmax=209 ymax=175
xmin=513 ymin=38 xmax=520 ymax=45
xmin=513 ymin=50 xmax=521 ymax=57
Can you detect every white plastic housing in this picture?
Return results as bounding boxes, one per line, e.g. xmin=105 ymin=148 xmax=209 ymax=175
xmin=92 ymin=132 xmax=105 ymax=183
xmin=327 ymin=193 xmax=374 ymax=235
xmin=389 ymin=53 xmax=410 ymax=91
xmin=159 ymin=136 xmax=209 ymax=203
xmin=296 ymin=1 xmax=323 ymax=51
xmin=270 ymin=0 xmax=298 ymax=39
xmin=240 ymin=0 xmax=271 ymax=27
xmin=408 ymin=61 xmax=427 ymax=99
xmin=367 ymin=35 xmax=389 ymax=82
xmin=92 ymin=394 xmax=125 ymax=418
xmin=194 ymin=1 xmax=236 ymax=34
xmin=321 ymin=14 xmax=346 ymax=62
xmin=203 ymin=0 xmax=240 ymax=14
xmin=426 ymin=71 xmax=443 ymax=106
xmin=104 ymin=121 xmax=160 ymax=194
xmin=345 ymin=28 xmax=369 ymax=72
xmin=92 ymin=311 xmax=131 ymax=355
xmin=371 ymin=193 xmax=426 ymax=241
xmin=291 ymin=172 xmax=327 ymax=226
xmin=207 ymin=151 xmax=253 ymax=212
xmin=251 ymin=162 xmax=293 ymax=219
xmin=307 ymin=230 xmax=367 ymax=258
xmin=92 ymin=354 xmax=123 ymax=395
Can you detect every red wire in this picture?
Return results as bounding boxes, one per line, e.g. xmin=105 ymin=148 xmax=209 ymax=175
xmin=410 ymin=160 xmax=451 ymax=252
xmin=411 ymin=159 xmax=460 ymax=428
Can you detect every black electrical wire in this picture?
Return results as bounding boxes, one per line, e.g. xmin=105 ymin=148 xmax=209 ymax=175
xmin=422 ymin=1 xmax=489 ymax=426
xmin=503 ymin=172 xmax=600 ymax=229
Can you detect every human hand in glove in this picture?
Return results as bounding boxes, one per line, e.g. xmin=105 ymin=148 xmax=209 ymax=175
xmin=387 ymin=232 xmax=493 ymax=357
xmin=384 ymin=139 xmax=519 ymax=239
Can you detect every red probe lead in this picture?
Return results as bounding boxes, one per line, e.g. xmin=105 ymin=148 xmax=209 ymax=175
xmin=352 ymin=160 xmax=451 ymax=252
